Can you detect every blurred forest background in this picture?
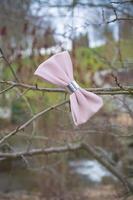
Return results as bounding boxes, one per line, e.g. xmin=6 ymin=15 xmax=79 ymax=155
xmin=0 ymin=0 xmax=133 ymax=200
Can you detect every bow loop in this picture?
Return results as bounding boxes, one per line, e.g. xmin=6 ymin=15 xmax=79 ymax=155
xmin=34 ymin=51 xmax=103 ymax=126
xmin=34 ymin=51 xmax=73 ymax=87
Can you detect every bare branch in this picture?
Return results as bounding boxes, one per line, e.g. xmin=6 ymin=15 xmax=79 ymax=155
xmin=0 ymin=143 xmax=82 ymax=158
xmin=111 ymin=1 xmax=133 ymax=4
xmin=82 ymin=143 xmax=133 ymax=194
xmin=0 ymin=48 xmax=20 ymax=82
xmin=0 ymin=141 xmax=133 ymax=194
xmin=0 ymin=80 xmax=133 ymax=95
xmin=0 ymin=99 xmax=69 ymax=145
xmin=107 ymin=17 xmax=133 ymax=24
xmin=0 ymin=85 xmax=14 ymax=94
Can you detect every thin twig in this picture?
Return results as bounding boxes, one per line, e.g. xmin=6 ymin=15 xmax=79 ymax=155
xmin=0 ymin=49 xmax=37 ymax=152
xmin=0 ymin=48 xmax=20 ymax=82
xmin=0 ymin=99 xmax=69 ymax=145
xmin=0 ymin=85 xmax=14 ymax=94
xmin=0 ymin=80 xmax=133 ymax=95
xmin=0 ymin=143 xmax=82 ymax=158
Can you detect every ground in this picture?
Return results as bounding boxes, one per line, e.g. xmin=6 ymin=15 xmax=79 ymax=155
xmin=0 ymin=185 xmax=132 ymax=200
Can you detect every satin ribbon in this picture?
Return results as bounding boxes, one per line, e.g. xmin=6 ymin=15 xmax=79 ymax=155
xmin=34 ymin=51 xmax=103 ymax=126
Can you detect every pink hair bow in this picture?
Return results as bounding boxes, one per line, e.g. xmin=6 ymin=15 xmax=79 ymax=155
xmin=34 ymin=51 xmax=103 ymax=126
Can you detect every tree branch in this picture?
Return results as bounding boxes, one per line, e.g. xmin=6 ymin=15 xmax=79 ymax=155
xmin=82 ymin=143 xmax=133 ymax=194
xmin=0 ymin=99 xmax=69 ymax=145
xmin=0 ymin=143 xmax=82 ymax=158
xmin=0 ymin=48 xmax=20 ymax=82
xmin=0 ymin=80 xmax=133 ymax=95
xmin=0 ymin=142 xmax=133 ymax=194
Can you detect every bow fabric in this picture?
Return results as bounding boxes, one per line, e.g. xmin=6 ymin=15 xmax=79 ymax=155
xmin=34 ymin=51 xmax=103 ymax=126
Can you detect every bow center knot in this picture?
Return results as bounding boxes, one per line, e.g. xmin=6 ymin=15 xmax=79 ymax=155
xmin=66 ymin=80 xmax=80 ymax=94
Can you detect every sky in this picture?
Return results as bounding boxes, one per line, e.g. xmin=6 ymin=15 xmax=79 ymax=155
xmin=31 ymin=1 xmax=118 ymax=49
